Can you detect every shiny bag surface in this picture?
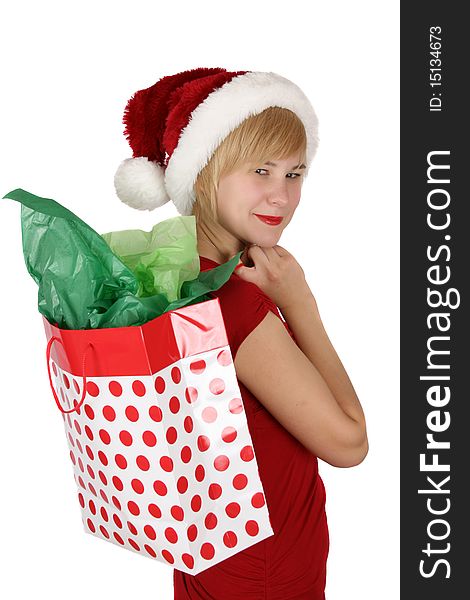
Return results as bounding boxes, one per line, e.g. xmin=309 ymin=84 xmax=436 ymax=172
xmin=43 ymin=298 xmax=273 ymax=575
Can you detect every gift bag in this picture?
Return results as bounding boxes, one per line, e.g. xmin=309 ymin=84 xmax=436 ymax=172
xmin=44 ymin=297 xmax=274 ymax=575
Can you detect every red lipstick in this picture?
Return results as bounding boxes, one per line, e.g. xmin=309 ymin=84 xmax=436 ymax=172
xmin=254 ymin=214 xmax=283 ymax=226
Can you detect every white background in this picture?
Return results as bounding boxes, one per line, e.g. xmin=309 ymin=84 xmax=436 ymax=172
xmin=0 ymin=1 xmax=399 ymax=598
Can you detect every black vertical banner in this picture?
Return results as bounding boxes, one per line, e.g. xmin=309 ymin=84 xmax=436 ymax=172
xmin=401 ymin=4 xmax=467 ymax=599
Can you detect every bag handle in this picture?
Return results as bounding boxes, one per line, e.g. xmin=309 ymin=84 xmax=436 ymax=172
xmin=46 ymin=337 xmax=93 ymax=414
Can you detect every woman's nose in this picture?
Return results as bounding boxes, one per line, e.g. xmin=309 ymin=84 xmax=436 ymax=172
xmin=268 ymin=184 xmax=289 ymax=205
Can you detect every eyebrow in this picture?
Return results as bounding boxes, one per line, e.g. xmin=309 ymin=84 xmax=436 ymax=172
xmin=263 ymin=161 xmax=306 ymax=170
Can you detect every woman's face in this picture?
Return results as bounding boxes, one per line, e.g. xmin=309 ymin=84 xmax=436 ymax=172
xmin=215 ymin=154 xmax=305 ymax=248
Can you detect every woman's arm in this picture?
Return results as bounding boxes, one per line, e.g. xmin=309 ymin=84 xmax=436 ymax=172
xmin=280 ymin=290 xmax=368 ymax=437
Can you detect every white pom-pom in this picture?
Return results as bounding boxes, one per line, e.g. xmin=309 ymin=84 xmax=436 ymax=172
xmin=114 ymin=157 xmax=170 ymax=211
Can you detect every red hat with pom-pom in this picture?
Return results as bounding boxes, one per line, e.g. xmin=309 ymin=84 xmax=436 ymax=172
xmin=114 ymin=67 xmax=319 ymax=216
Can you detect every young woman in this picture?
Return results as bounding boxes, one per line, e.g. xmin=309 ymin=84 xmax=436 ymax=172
xmin=115 ymin=67 xmax=369 ymax=600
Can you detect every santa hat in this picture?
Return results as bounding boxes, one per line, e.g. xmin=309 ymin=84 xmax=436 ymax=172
xmin=114 ymin=67 xmax=319 ymax=216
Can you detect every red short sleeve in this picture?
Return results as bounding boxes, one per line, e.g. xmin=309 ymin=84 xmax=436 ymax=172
xmin=210 ymin=275 xmax=282 ymax=359
xmin=199 ymin=257 xmax=282 ymax=359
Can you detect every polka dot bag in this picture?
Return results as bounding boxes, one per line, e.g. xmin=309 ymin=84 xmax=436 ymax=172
xmin=43 ymin=297 xmax=273 ymax=575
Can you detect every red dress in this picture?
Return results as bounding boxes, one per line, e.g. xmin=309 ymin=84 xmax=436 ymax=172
xmin=173 ymin=256 xmax=329 ymax=599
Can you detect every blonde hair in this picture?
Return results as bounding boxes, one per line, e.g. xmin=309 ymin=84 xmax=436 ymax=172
xmin=192 ymin=106 xmax=307 ymax=223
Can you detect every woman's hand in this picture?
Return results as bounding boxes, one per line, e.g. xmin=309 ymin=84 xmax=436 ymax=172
xmin=235 ymin=244 xmax=314 ymax=311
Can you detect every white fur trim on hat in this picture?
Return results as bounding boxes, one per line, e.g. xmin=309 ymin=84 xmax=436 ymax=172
xmin=114 ymin=156 xmax=170 ymax=211
xmin=165 ymin=71 xmax=319 ymax=216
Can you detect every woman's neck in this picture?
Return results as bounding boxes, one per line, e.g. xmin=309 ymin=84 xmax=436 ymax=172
xmin=196 ymin=220 xmax=246 ymax=264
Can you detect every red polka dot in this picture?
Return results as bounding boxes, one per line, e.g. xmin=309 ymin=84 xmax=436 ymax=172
xmin=209 ymin=378 xmax=225 ymax=395
xmin=187 ymin=524 xmax=198 ymax=542
xmin=169 ymin=396 xmax=180 ymax=414
xmin=113 ymin=514 xmax=123 ymax=529
xmin=214 ymin=455 xmax=229 ymax=471
xmin=190 ymin=359 xmax=206 ymax=374
xmin=119 ymin=430 xmax=133 ymax=446
xmin=177 ymin=477 xmax=188 ymax=493
xmin=125 ymin=405 xmax=139 ymax=421
xmin=208 ymin=483 xmax=222 ymax=500
xmin=73 ymin=379 xmax=80 ymax=394
xmin=131 ymin=478 xmax=144 ymax=494
xmin=171 ymin=506 xmax=184 ymax=521
xmin=99 ymin=429 xmax=111 ymax=444
xmin=171 ymin=366 xmax=181 ymax=384
xmin=84 ymin=425 xmax=94 ymax=440
xmin=200 ymin=543 xmax=215 ymax=560
xmin=166 ymin=427 xmax=178 ymax=444
xmin=153 ymin=480 xmax=168 ymax=496
xmin=63 ymin=374 xmax=70 ymax=389
xmin=128 ymin=538 xmax=140 ymax=551
xmin=149 ymin=406 xmax=163 ymax=422
xmin=191 ymin=495 xmax=202 ymax=512
xmin=143 ymin=430 xmax=157 ymax=446
xmin=127 ymin=521 xmax=138 ymax=535
xmin=84 ymin=404 xmax=95 ymax=420
xmin=229 ymin=398 xmax=243 ymax=414
xmin=182 ymin=554 xmax=194 ymax=569
xmin=109 ymin=381 xmax=122 ymax=396
xmin=87 ymin=465 xmax=95 ymax=479
xmin=226 ymin=503 xmax=241 ymax=518
xmin=223 ymin=531 xmax=238 ymax=548
xmin=100 ymin=489 xmax=109 ymax=503
xmin=132 ymin=380 xmax=146 ymax=396
xmin=144 ymin=524 xmax=157 ymax=540
xmin=86 ymin=381 xmax=99 ymax=397
xmin=184 ymin=416 xmax=193 ymax=433
xmin=252 ymin=492 xmax=265 ymax=508
xmin=98 ymin=471 xmax=107 ymax=485
xmin=217 ymin=349 xmax=232 ymax=366
xmin=245 ymin=520 xmax=259 ymax=537
xmin=78 ymin=476 xmax=86 ymax=489
xmin=160 ymin=456 xmax=173 ymax=472
xmin=165 ymin=527 xmax=178 ymax=543
xmin=240 ymin=446 xmax=254 ymax=462
xmin=112 ymin=476 xmax=124 ymax=491
xmin=205 ymin=513 xmax=218 ymax=530
xmin=154 ymin=377 xmax=165 ymax=394
xmin=88 ymin=499 xmax=96 ymax=515
xmin=127 ymin=500 xmax=140 ymax=516
xmin=89 ymin=482 xmax=98 ymax=496
xmin=100 ymin=507 xmax=109 ymax=521
xmin=202 ymin=407 xmax=217 ymax=423
xmin=113 ymin=532 xmax=125 ymax=545
xmin=222 ymin=426 xmax=237 ymax=443
xmin=73 ymin=419 xmax=82 ymax=435
xmin=87 ymin=518 xmax=96 ymax=533
xmin=98 ymin=450 xmax=108 ymax=466
xmin=148 ymin=503 xmax=162 ymax=518
xmin=145 ymin=545 xmax=157 ymax=558
xmin=195 ymin=465 xmax=205 ymax=482
xmin=233 ymin=474 xmax=248 ymax=490
xmin=68 ymin=433 xmax=75 ymax=447
xmin=197 ymin=435 xmax=210 ymax=451
xmin=78 ymin=457 xmax=84 ymax=472
xmin=112 ymin=496 xmax=121 ymax=510
xmin=185 ymin=387 xmax=198 ymax=404
xmin=52 ymin=362 xmax=57 ymax=376
xmin=115 ymin=454 xmax=127 ymax=469
xmin=161 ymin=549 xmax=174 ymax=564
xmin=136 ymin=455 xmax=150 ymax=471
xmin=76 ymin=438 xmax=83 ymax=453
xmin=103 ymin=405 xmax=116 ymax=421
xmin=181 ymin=446 xmax=192 ymax=463
xmin=100 ymin=526 xmax=110 ymax=539
xmin=78 ymin=492 xmax=85 ymax=508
